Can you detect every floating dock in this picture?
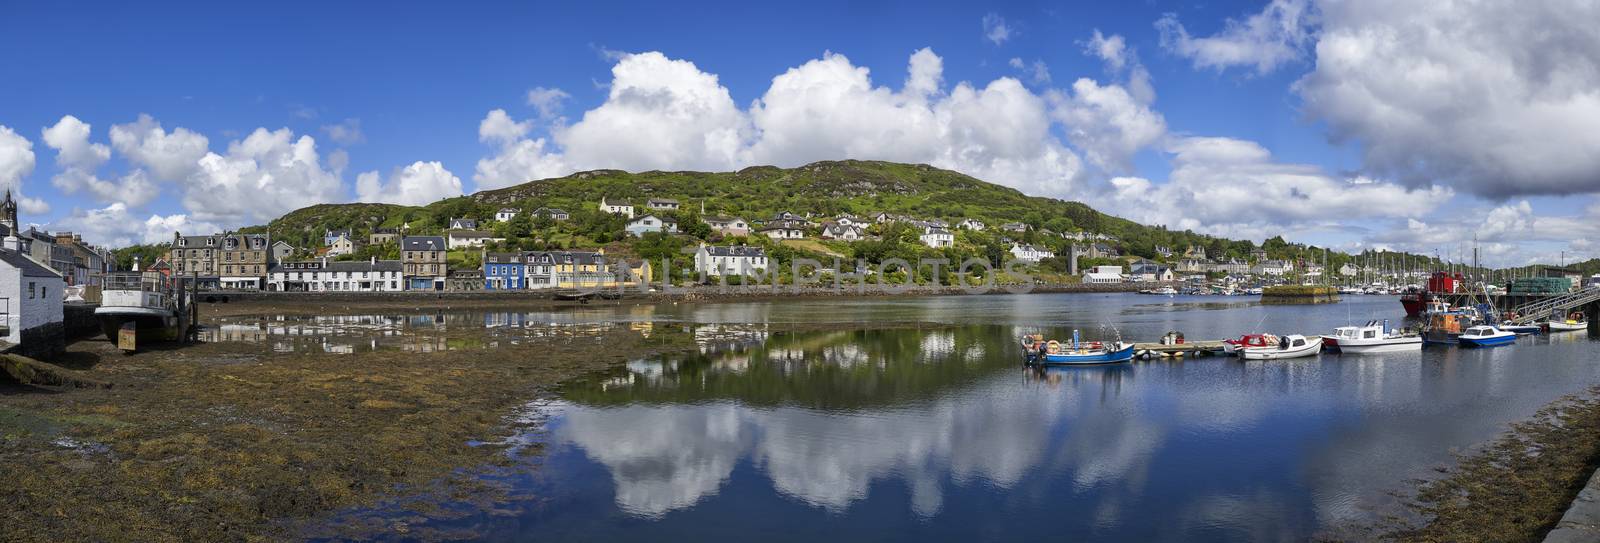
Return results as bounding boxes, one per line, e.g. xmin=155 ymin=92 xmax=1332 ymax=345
xmin=1132 ymin=340 xmax=1226 ymax=359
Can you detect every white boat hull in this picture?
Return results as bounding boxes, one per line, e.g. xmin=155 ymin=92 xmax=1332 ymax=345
xmin=1241 ymin=336 xmax=1322 ymax=360
xmin=1334 ymin=337 xmax=1422 ymax=353
xmin=1548 ymin=321 xmax=1588 ymax=332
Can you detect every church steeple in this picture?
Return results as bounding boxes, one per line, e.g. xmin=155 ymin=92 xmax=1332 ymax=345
xmin=0 ymin=189 xmax=17 ymax=234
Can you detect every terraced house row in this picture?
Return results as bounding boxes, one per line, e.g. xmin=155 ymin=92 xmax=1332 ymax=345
xmin=483 ymin=249 xmax=651 ymax=290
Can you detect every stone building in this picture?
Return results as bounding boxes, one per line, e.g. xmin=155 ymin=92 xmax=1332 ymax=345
xmin=219 ymin=233 xmax=270 ymax=290
xmin=402 ymin=236 xmax=447 ymax=290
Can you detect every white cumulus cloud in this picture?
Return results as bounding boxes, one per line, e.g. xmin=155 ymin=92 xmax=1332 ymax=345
xmin=0 ymin=125 xmax=47 ymax=215
xmin=320 ymin=118 xmax=365 ymax=146
xmin=50 ymin=202 xmax=220 ymax=248
xmin=559 ymin=51 xmax=752 ymax=172
xmin=109 ymin=114 xmax=209 ymax=182
xmin=526 ymin=87 xmax=571 ymax=119
xmin=356 ymin=161 xmax=464 ymax=206
xmin=1156 ymin=0 xmax=1315 ymax=74
xmin=982 ymin=13 xmax=1013 ymax=45
xmin=186 ymin=127 xmax=344 ymax=225
xmin=42 ymin=115 xmax=159 ymax=207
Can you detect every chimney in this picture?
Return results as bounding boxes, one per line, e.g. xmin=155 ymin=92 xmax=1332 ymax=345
xmin=371 ymin=256 xmax=377 ymax=265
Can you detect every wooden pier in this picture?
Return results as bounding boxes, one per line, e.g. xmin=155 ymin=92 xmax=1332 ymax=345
xmin=1132 ymin=340 xmax=1227 ymax=359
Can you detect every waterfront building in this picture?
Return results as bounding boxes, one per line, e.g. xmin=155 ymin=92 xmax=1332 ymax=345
xmin=1009 ymin=244 xmax=1055 ymax=263
xmin=702 ymin=215 xmax=750 ymax=237
xmin=524 ymin=251 xmax=556 ymax=289
xmin=1129 ymin=260 xmax=1175 ymax=282
xmin=551 ymin=251 xmax=613 ymax=288
xmin=219 ymin=233 xmax=270 ymax=290
xmin=166 ymin=232 xmax=222 ymax=288
xmin=599 ymin=197 xmax=635 ymax=218
xmin=0 ymin=237 xmax=65 ymax=357
xmin=646 ymin=198 xmax=680 ymax=211
xmin=626 ymin=215 xmax=679 ymax=237
xmin=1083 ymin=265 xmax=1125 ymax=284
xmin=694 ymin=244 xmax=768 ymax=276
xmin=483 ymin=252 xmax=525 ymax=290
xmin=920 ymin=226 xmax=954 ymax=248
xmin=1253 ymin=259 xmax=1293 ymax=276
xmin=266 ymin=257 xmax=403 ymax=292
xmin=401 ymin=236 xmax=447 ymax=291
xmin=446 ymin=269 xmax=485 ymax=291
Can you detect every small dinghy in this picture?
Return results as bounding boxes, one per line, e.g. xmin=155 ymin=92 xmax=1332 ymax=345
xmin=1328 ymin=320 xmax=1421 ymax=353
xmin=1021 ymin=332 xmax=1135 ymax=365
xmin=1240 ymin=334 xmax=1321 ymax=360
xmin=1458 ymin=325 xmax=1516 ymax=347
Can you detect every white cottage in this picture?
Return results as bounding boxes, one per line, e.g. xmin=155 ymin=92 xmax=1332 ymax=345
xmin=694 ymin=244 xmax=769 ymax=276
xmin=0 ymin=241 xmax=65 ymax=356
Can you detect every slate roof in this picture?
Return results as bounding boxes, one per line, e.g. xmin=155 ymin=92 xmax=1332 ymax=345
xmin=703 ymin=245 xmax=766 ymax=257
xmin=402 ymin=236 xmax=446 ymax=251
xmin=0 ymin=250 xmax=61 ymax=278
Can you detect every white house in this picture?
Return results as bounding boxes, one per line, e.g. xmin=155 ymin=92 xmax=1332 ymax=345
xmin=920 ymin=227 xmax=954 ymax=248
xmin=495 ymin=208 xmax=519 ymax=222
xmin=957 ymin=218 xmax=985 ymax=231
xmin=327 ymin=234 xmax=357 ymax=257
xmin=1083 ymin=265 xmax=1124 ymax=284
xmin=447 ymin=229 xmax=499 ymax=249
xmin=1253 ymin=259 xmax=1293 ymax=276
xmin=646 ymin=198 xmax=680 ymax=211
xmin=0 ymin=239 xmax=65 ymax=357
xmin=1001 ymin=222 xmax=1028 ymax=233
xmin=1009 ymin=244 xmax=1055 ymax=263
xmin=835 ymin=214 xmax=865 ymax=229
xmin=758 ymin=221 xmax=806 ymax=240
xmin=820 ymin=222 xmax=864 ymax=241
xmin=626 ymin=215 xmax=679 ymax=237
xmin=599 ymin=197 xmax=635 ymax=218
xmin=694 ymin=244 xmax=768 ymax=276
xmin=267 ymin=257 xmax=404 ymax=292
xmin=703 ymin=215 xmax=750 ymax=237
xmin=447 ymin=217 xmax=478 ymax=230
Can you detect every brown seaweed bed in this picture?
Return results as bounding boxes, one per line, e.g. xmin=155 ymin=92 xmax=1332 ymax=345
xmin=0 ymin=311 xmax=696 ymax=542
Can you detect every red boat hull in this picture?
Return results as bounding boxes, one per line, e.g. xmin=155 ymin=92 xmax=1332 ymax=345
xmin=1401 ymin=294 xmax=1426 ymax=317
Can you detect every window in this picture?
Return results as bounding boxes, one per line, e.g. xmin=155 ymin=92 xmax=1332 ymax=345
xmin=28 ymin=281 xmax=34 ymax=299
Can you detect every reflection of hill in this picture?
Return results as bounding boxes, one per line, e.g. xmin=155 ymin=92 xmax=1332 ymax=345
xmin=562 ymin=325 xmax=1022 ymax=409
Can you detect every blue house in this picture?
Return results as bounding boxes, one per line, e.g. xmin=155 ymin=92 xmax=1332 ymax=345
xmin=483 ymin=252 xmax=524 ymax=290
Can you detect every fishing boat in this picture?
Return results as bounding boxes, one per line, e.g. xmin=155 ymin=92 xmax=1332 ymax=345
xmin=1458 ymin=325 xmax=1515 ymax=347
xmin=1021 ymin=332 xmax=1135 ymax=365
xmin=1327 ymin=320 xmax=1422 ymax=353
xmin=1547 ymin=311 xmax=1588 ymax=332
xmin=1240 ymin=334 xmax=1321 ymax=360
xmin=95 ymin=271 xmax=195 ymax=353
xmin=1421 ymin=306 xmax=1483 ymax=345
xmin=1401 ymin=272 xmax=1465 ymax=317
xmin=1222 ymin=333 xmax=1276 ymax=356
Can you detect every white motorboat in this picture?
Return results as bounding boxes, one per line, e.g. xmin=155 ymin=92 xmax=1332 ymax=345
xmin=1327 ymin=320 xmax=1421 ymax=353
xmin=1459 ymin=325 xmax=1516 ymax=347
xmin=1240 ymin=334 xmax=1322 ymax=360
xmin=1152 ymin=286 xmax=1177 ymax=296
xmin=1547 ymin=319 xmax=1588 ymax=332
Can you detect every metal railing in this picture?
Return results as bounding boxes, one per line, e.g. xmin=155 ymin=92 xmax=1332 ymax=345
xmin=1506 ymin=286 xmax=1600 ymax=324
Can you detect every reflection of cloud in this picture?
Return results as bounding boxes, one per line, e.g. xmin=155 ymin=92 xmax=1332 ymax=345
xmin=558 ymin=404 xmax=748 ymax=517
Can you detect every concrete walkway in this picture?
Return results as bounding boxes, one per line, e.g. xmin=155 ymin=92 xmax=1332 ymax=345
xmin=1546 ymin=467 xmax=1600 ymax=542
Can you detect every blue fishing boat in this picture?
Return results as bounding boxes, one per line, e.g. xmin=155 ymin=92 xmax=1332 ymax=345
xmin=1458 ymin=325 xmax=1516 ymax=347
xmin=1021 ymin=331 xmax=1135 ymax=365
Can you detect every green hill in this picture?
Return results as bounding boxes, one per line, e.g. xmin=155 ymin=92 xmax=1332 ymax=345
xmin=114 ymin=160 xmax=1456 ymax=278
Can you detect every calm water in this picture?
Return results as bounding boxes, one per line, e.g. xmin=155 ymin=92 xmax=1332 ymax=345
xmin=261 ymin=294 xmax=1600 ymax=541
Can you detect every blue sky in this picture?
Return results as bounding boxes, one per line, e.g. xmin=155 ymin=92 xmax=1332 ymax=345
xmin=2 ymin=0 xmax=1597 ymax=267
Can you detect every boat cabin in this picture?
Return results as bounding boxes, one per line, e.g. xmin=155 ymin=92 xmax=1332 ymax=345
xmin=1463 ymin=325 xmax=1499 ymax=337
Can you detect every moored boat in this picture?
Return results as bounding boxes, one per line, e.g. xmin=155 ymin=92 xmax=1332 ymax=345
xmin=1222 ymin=333 xmax=1276 ymax=356
xmin=1328 ymin=320 xmax=1421 ymax=353
xmin=1240 ymin=334 xmax=1321 ymax=360
xmin=1021 ymin=332 xmax=1135 ymax=365
xmin=1546 ymin=311 xmax=1588 ymax=332
xmin=1458 ymin=325 xmax=1515 ymax=347
xmin=95 ymin=271 xmax=194 ymax=353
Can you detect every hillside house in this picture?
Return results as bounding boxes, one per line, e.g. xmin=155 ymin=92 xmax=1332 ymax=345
xmin=920 ymin=226 xmax=954 ymax=248
xmin=758 ymin=221 xmax=806 ymax=240
xmin=369 ymin=227 xmax=399 ymax=245
xmin=448 ymin=217 xmax=478 ymax=230
xmin=324 ymin=229 xmax=351 ymax=247
xmin=819 ymin=222 xmax=864 ymax=241
xmin=695 ymin=244 xmax=768 ymax=276
xmin=1009 ymin=244 xmax=1055 ymax=263
xmin=495 ymin=208 xmax=519 ymax=222
xmin=270 ymin=241 xmax=295 ymax=263
xmin=647 ymin=198 xmax=680 ymax=211
xmin=957 ymin=218 xmax=985 ymax=231
xmin=326 ymin=234 xmax=357 ymax=257
xmin=626 ymin=215 xmax=679 ymax=237
xmin=532 ymin=207 xmax=570 ymax=221
xmin=703 ymin=215 xmax=750 ymax=237
xmin=835 ymin=214 xmax=865 ymax=229
xmin=1001 ymin=222 xmax=1028 ymax=233
xmin=598 ymin=197 xmax=636 ymax=218
xmin=447 ymin=229 xmax=498 ymax=249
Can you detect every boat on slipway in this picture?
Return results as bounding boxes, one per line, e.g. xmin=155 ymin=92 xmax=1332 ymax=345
xmin=1240 ymin=335 xmax=1321 ymax=360
xmin=1021 ymin=332 xmax=1135 ymax=365
xmin=1327 ymin=321 xmax=1422 ymax=353
xmin=1459 ymin=325 xmax=1516 ymax=347
xmin=95 ymin=271 xmax=195 ymax=353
